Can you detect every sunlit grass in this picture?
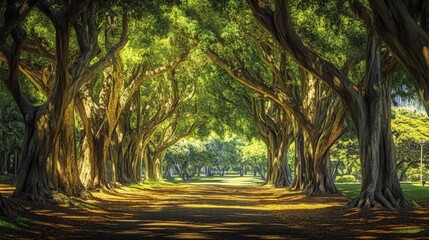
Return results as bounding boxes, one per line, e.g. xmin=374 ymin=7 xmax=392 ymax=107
xmin=0 ymin=216 xmax=33 ymax=230
xmin=336 ymin=183 xmax=429 ymax=204
xmin=127 ymin=181 xmax=176 ymax=191
xmin=181 ymin=203 xmax=332 ymax=210
xmin=176 ymin=174 xmax=265 ymax=186
xmin=0 ymin=218 xmax=16 ymax=229
xmin=393 ymin=227 xmax=426 ymax=234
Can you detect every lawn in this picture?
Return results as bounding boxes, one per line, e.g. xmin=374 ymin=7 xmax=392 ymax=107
xmin=336 ymin=183 xmax=429 ymax=204
xmin=171 ymin=174 xmax=265 ymax=186
xmin=169 ymin=175 xmax=429 ymax=204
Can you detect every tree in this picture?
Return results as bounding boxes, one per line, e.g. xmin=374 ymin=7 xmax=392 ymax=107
xmin=2 ymin=0 xmax=127 ymax=201
xmin=251 ymin=97 xmax=293 ymax=187
xmin=247 ymin=0 xmax=413 ymax=208
xmin=241 ymin=138 xmax=268 ymax=180
xmin=145 ymin=108 xmax=202 ymax=181
xmin=392 ymin=108 xmax=429 ymax=181
xmin=0 ymin=0 xmax=39 ymax=215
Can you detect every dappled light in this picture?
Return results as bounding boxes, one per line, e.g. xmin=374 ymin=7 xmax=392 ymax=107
xmin=1 ymin=180 xmax=429 ymax=239
xmin=1 ymin=0 xmax=429 ymax=239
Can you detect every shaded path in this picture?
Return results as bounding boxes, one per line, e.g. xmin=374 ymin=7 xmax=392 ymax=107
xmin=1 ymin=183 xmax=429 ymax=239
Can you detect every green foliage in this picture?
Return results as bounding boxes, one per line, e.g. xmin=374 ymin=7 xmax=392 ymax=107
xmin=240 ymin=138 xmax=267 ymax=169
xmin=0 ymin=86 xmax=24 ymax=155
xmin=335 ymin=175 xmax=356 ymax=183
xmin=392 ymin=108 xmax=429 ymax=181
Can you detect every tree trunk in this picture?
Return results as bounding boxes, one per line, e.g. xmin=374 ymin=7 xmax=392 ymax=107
xmin=145 ymin=150 xmax=164 ymax=182
xmin=14 ymin=103 xmax=84 ymax=201
xmin=347 ymin=28 xmax=412 ymax=209
xmin=291 ymin=126 xmax=306 ymax=190
xmin=265 ymin=131 xmax=293 ymax=187
xmin=115 ymin=130 xmax=142 ymax=185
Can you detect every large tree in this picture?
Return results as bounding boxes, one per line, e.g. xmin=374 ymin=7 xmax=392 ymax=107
xmin=247 ymin=0 xmax=414 ymax=208
xmin=0 ymin=0 xmax=39 ymax=216
xmin=2 ymin=0 xmax=127 ymax=201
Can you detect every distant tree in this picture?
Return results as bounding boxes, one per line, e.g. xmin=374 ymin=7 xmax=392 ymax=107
xmin=392 ymin=108 xmax=429 ymax=181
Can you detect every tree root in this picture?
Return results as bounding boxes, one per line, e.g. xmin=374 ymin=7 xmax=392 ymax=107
xmin=347 ymin=188 xmax=415 ymax=210
xmin=0 ymin=193 xmax=23 ymax=217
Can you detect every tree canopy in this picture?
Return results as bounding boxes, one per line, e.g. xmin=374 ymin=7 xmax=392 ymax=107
xmin=0 ymin=0 xmax=428 ymax=217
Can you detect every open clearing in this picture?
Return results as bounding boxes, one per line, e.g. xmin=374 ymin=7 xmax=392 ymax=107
xmin=1 ymin=178 xmax=429 ymax=239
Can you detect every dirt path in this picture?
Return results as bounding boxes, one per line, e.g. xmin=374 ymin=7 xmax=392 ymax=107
xmin=1 ymin=183 xmax=429 ymax=239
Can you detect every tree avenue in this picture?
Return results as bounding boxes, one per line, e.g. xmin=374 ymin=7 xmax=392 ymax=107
xmin=1 ymin=0 xmax=428 ymax=218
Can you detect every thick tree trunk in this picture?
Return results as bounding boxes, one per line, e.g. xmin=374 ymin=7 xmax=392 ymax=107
xmin=115 ymin=131 xmax=142 ymax=185
xmin=144 ymin=153 xmax=163 ymax=182
xmin=347 ymin=29 xmax=412 ymax=209
xmin=145 ymin=151 xmax=165 ymax=182
xmin=14 ymin=103 xmax=84 ymax=201
xmin=265 ymin=133 xmax=292 ymax=187
xmin=309 ymin=153 xmax=338 ymax=195
xmin=291 ymin=126 xmax=306 ymax=190
xmin=348 ymin=102 xmax=412 ymax=208
xmin=50 ymin=102 xmax=84 ymax=196
xmin=77 ymin=129 xmax=112 ymax=189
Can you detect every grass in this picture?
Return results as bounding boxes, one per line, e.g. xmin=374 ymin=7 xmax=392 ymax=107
xmin=175 ymin=174 xmax=265 ymax=186
xmin=127 ymin=181 xmax=175 ymax=191
xmin=0 ymin=217 xmax=16 ymax=229
xmin=336 ymin=183 xmax=429 ymax=204
xmin=393 ymin=227 xmax=427 ymax=234
xmin=0 ymin=216 xmax=33 ymax=230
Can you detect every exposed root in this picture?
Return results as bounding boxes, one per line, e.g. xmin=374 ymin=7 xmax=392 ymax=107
xmin=347 ymin=188 xmax=415 ymax=210
xmin=0 ymin=194 xmax=23 ymax=217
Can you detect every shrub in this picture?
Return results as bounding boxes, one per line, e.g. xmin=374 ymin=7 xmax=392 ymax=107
xmin=336 ymin=175 xmax=356 ymax=183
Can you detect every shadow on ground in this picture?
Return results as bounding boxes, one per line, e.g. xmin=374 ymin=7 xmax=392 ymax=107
xmin=1 ymin=182 xmax=429 ymax=239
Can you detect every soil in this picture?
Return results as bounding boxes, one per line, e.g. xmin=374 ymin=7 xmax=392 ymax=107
xmin=1 ymin=181 xmax=428 ymax=239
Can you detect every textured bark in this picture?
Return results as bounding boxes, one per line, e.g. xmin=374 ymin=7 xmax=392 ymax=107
xmin=251 ymin=98 xmax=293 ymax=187
xmin=75 ymin=51 xmax=186 ymax=188
xmin=348 ymin=27 xmax=412 ymax=208
xmin=0 ymin=193 xmax=21 ymax=217
xmin=300 ymin=72 xmax=344 ymax=195
xmin=291 ymin=125 xmax=306 ymax=190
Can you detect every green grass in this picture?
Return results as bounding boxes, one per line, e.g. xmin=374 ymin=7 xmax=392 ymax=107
xmin=128 ymin=181 xmax=175 ymax=190
xmin=0 ymin=216 xmax=33 ymax=230
xmin=180 ymin=174 xmax=265 ymax=186
xmin=336 ymin=183 xmax=429 ymax=204
xmin=0 ymin=217 xmax=16 ymax=229
xmin=393 ymin=227 xmax=426 ymax=234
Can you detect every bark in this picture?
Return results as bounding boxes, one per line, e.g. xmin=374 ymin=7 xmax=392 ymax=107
xmin=0 ymin=193 xmax=21 ymax=217
xmin=251 ymin=98 xmax=293 ymax=187
xmin=247 ymin=0 xmax=412 ymax=208
xmin=291 ymin=125 xmax=306 ymax=190
xmin=145 ymin=150 xmax=164 ymax=182
xmin=114 ymin=112 xmax=142 ymax=185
